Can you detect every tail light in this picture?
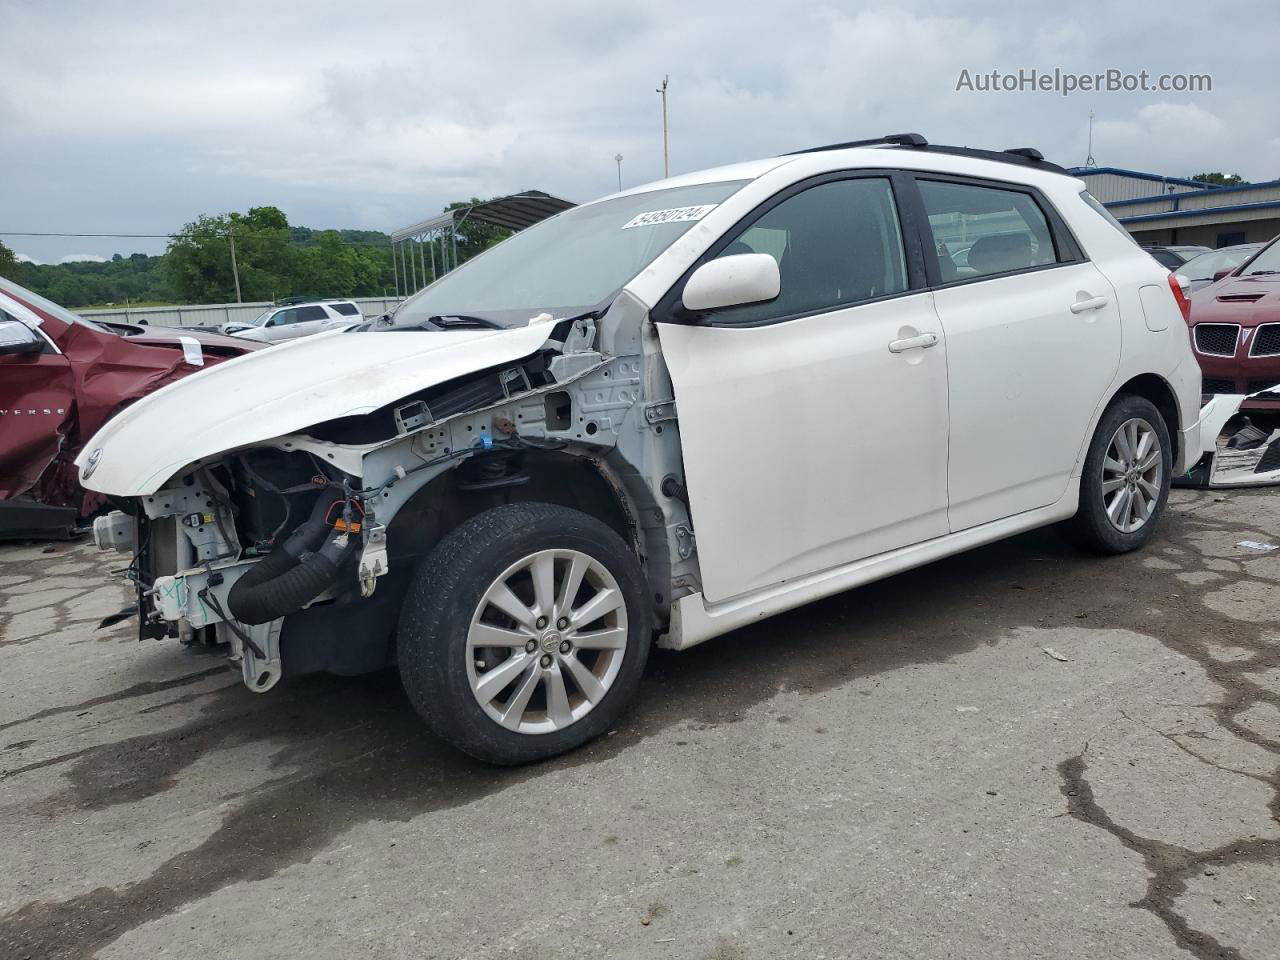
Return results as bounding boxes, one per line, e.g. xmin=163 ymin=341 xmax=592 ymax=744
xmin=1168 ymin=272 xmax=1193 ymax=322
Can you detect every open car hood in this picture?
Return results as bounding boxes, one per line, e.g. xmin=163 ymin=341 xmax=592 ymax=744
xmin=77 ymin=324 xmax=557 ymax=495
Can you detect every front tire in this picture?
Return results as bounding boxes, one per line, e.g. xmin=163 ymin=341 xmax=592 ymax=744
xmin=1066 ymin=394 xmax=1172 ymax=554
xmin=398 ymin=502 xmax=651 ymax=765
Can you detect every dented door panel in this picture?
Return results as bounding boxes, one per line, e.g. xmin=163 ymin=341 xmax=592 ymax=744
xmin=0 ymin=351 xmax=76 ymax=500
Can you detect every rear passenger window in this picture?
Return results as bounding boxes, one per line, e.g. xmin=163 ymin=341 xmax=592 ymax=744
xmin=709 ymin=177 xmax=908 ymax=325
xmin=295 ymin=306 xmax=328 ymax=322
xmin=331 ymin=302 xmax=360 ymax=316
xmin=918 ymin=180 xmax=1060 ymax=282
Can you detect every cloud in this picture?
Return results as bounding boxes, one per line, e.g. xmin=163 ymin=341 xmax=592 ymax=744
xmin=2 ymin=0 xmax=1278 ymax=262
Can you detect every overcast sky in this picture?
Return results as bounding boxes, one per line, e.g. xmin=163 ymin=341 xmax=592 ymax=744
xmin=3 ymin=0 xmax=1278 ymax=263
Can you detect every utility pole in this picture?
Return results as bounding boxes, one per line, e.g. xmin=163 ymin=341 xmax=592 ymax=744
xmin=655 ymin=75 xmax=669 ymax=178
xmin=228 ymin=225 xmax=243 ymax=303
xmin=615 ymin=153 xmax=624 ymax=191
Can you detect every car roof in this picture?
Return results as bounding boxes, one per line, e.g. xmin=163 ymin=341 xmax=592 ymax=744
xmin=608 ymin=156 xmax=798 ymax=199
xmin=607 ymin=144 xmax=1080 ymax=206
xmin=273 ymin=300 xmax=352 ymax=309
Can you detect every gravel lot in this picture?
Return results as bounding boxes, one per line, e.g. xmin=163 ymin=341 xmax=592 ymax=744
xmin=1 ymin=489 xmax=1277 ymax=960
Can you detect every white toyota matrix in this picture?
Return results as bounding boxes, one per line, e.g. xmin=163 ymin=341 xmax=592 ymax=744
xmin=81 ymin=133 xmax=1206 ymax=764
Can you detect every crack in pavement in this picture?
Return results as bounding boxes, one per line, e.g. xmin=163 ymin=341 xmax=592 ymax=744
xmin=1060 ymin=746 xmax=1280 ymax=960
xmin=1055 ymin=498 xmax=1280 ymax=960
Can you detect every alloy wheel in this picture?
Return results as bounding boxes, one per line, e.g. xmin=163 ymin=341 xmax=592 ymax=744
xmin=466 ymin=549 xmax=628 ymax=734
xmin=1101 ymin=417 xmax=1163 ymax=534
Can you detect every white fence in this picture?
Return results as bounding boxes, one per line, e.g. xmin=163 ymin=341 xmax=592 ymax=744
xmin=78 ymin=296 xmax=403 ymax=329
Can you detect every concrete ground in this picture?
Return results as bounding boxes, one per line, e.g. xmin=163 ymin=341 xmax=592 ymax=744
xmin=0 ymin=489 xmax=1277 ymax=960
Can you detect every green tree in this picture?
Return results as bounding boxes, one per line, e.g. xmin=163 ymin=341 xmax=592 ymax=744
xmin=0 ymin=240 xmax=17 ymax=278
xmin=1190 ymin=172 xmax=1249 ymax=187
xmin=10 ymin=197 xmax=514 ymax=309
xmin=165 ymin=206 xmax=295 ymax=303
xmin=1 ymin=251 xmax=178 ymax=306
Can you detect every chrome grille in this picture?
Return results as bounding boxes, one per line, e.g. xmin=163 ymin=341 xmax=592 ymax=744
xmin=1250 ymin=324 xmax=1280 ymax=357
xmin=1194 ymin=323 xmax=1240 ymax=356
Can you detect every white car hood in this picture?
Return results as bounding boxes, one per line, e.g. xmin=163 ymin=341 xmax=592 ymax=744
xmin=78 ymin=324 xmax=557 ymax=495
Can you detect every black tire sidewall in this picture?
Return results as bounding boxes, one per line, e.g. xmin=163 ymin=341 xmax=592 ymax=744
xmin=398 ymin=502 xmax=651 ymax=765
xmin=1073 ymin=395 xmax=1172 ymax=554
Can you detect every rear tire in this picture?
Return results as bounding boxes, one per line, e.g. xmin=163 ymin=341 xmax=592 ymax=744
xmin=1065 ymin=394 xmax=1172 ymax=555
xmin=398 ymin=502 xmax=651 ymax=765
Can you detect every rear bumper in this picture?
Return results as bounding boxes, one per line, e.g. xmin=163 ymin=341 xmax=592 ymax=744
xmin=1177 ymin=422 xmax=1203 ymax=476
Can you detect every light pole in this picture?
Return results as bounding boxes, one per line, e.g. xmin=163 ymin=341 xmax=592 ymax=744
xmin=614 ymin=153 xmax=623 ymax=191
xmin=655 ymin=75 xmax=669 ymax=178
xmin=227 ymin=225 xmax=242 ymax=303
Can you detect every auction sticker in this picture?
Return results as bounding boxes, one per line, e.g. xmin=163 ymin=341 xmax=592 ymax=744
xmin=621 ymin=204 xmax=717 ymax=229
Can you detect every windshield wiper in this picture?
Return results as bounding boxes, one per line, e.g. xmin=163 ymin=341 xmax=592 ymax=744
xmin=426 ymin=314 xmax=504 ymax=330
xmin=1245 ymin=269 xmax=1280 ymax=277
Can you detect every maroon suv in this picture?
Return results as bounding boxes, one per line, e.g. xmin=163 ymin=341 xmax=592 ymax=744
xmin=0 ymin=277 xmax=261 ymax=537
xmin=1187 ymin=235 xmax=1280 ymax=410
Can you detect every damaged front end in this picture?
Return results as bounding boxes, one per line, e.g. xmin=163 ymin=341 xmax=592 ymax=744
xmin=94 ymin=456 xmax=366 ymax=691
xmin=1177 ymin=386 xmax=1280 ymax=488
xmin=84 ymin=302 xmax=691 ymax=693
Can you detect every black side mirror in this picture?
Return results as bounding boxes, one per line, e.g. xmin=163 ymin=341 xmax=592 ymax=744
xmin=1212 ymin=268 xmax=1233 ymax=282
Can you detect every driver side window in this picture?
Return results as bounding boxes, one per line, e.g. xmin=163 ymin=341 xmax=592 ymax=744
xmin=708 ymin=177 xmax=908 ymax=325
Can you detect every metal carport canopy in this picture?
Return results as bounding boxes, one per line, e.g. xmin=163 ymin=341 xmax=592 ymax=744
xmin=391 ymin=190 xmax=575 ymax=242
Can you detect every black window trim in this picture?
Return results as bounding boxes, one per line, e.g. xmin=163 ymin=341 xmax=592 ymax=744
xmin=653 ymin=168 xmax=931 ymax=329
xmin=901 ymin=170 xmax=1087 ymax=291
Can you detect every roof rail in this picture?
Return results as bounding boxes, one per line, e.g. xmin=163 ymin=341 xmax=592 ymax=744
xmin=782 ymin=134 xmax=1068 ymax=175
xmin=784 ymin=132 xmax=928 ymax=156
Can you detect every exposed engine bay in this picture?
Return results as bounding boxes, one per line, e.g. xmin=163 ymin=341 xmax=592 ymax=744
xmin=91 ymin=307 xmax=700 ymax=693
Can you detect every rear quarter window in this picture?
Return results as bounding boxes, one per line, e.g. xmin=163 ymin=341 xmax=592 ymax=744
xmin=1079 ymin=190 xmax=1139 ymax=247
xmin=331 ymin=302 xmax=360 ymax=316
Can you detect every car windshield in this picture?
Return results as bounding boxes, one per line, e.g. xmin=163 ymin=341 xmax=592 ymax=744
xmin=387 ymin=180 xmax=748 ymax=329
xmin=0 ymin=275 xmax=111 ymax=333
xmin=1178 ymin=246 xmax=1259 ymax=281
xmin=1241 ymin=240 xmax=1280 ymax=277
xmin=249 ymin=310 xmax=276 ymax=326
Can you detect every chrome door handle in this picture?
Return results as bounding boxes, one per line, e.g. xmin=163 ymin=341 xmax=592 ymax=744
xmin=888 ymin=332 xmax=939 ymax=354
xmin=1070 ymin=295 xmax=1109 ymax=314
